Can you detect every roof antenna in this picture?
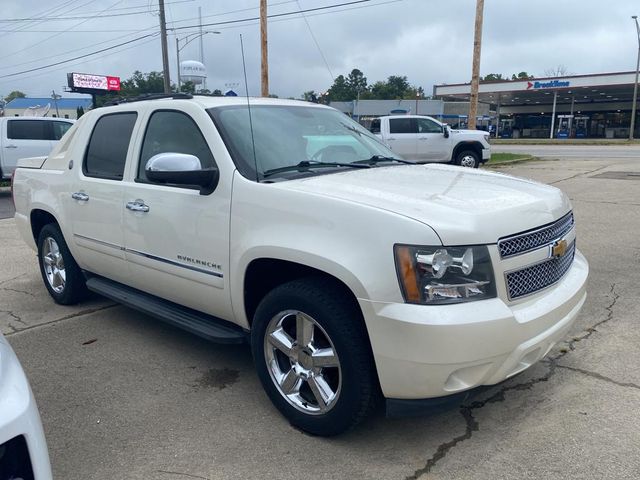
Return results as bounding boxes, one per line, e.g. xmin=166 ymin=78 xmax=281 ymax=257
xmin=240 ymin=34 xmax=259 ymax=182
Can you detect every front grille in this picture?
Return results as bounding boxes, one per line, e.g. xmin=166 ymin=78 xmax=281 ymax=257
xmin=505 ymin=242 xmax=576 ymax=300
xmin=498 ymin=212 xmax=574 ymax=258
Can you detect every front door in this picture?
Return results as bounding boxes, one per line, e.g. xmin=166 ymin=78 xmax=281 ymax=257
xmin=122 ymin=106 xmax=233 ymax=321
xmin=415 ymin=117 xmax=450 ymax=162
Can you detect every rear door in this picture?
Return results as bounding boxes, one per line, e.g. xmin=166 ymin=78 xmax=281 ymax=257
xmin=67 ymin=111 xmax=138 ymax=284
xmin=2 ymin=119 xmax=51 ymax=177
xmin=416 ymin=117 xmax=450 ymax=162
xmin=386 ymin=117 xmax=417 ymax=160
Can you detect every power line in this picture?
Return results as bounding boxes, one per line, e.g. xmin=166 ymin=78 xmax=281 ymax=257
xmin=0 ymin=33 xmax=158 ymax=79
xmin=295 ymin=0 xmax=334 ymax=81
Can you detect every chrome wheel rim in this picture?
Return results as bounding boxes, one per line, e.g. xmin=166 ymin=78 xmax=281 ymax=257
xmin=264 ymin=310 xmax=341 ymax=415
xmin=460 ymin=155 xmax=477 ymax=167
xmin=42 ymin=237 xmax=66 ymax=293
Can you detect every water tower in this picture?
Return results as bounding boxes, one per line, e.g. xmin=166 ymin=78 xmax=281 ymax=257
xmin=179 ymin=60 xmax=207 ymax=87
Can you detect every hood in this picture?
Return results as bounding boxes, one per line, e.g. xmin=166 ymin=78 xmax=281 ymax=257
xmin=450 ymin=128 xmax=489 ymax=138
xmin=277 ymin=164 xmax=571 ymax=245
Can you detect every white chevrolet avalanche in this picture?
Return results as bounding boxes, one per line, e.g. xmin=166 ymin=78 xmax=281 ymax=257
xmin=11 ymin=95 xmax=588 ymax=436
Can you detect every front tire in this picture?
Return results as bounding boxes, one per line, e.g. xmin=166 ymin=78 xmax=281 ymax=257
xmin=37 ymin=223 xmax=87 ymax=305
xmin=251 ymin=277 xmax=377 ymax=436
xmin=455 ymin=149 xmax=480 ymax=168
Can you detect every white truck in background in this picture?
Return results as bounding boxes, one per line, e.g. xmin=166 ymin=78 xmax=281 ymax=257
xmin=370 ymin=115 xmax=491 ymax=167
xmin=0 ymin=117 xmax=73 ymax=179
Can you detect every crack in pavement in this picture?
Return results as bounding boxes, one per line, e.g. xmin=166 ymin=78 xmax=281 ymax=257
xmin=3 ymin=303 xmax=117 ymax=336
xmin=0 ymin=272 xmax=26 ymax=287
xmin=549 ymin=164 xmax=609 ymax=185
xmin=406 ymin=284 xmax=619 ymax=480
xmin=555 ymin=364 xmax=640 ymax=391
xmin=156 ymin=470 xmax=210 ymax=480
xmin=1 ymin=286 xmax=36 ymax=297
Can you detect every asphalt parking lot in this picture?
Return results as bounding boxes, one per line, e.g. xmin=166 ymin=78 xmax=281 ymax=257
xmin=1 ymin=154 xmax=639 ymax=479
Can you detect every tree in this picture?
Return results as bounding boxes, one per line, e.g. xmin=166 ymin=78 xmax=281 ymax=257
xmin=369 ymin=75 xmax=411 ymax=99
xmin=180 ymin=81 xmax=196 ymax=94
xmin=346 ymin=68 xmax=368 ymax=96
xmin=327 ymin=75 xmax=351 ymax=101
xmin=119 ymin=71 xmax=168 ymax=96
xmin=4 ymin=90 xmax=26 ymax=103
xmin=544 ymin=64 xmax=570 ymax=77
xmin=511 ymin=71 xmax=534 ymax=80
xmin=481 ymin=73 xmax=504 ymax=81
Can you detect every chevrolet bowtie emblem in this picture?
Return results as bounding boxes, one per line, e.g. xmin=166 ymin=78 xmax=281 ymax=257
xmin=552 ymin=239 xmax=568 ymax=258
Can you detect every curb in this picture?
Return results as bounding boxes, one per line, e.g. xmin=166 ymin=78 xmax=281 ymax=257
xmin=486 ymin=156 xmax=539 ymax=167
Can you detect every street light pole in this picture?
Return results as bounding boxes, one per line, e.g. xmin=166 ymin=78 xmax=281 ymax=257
xmin=174 ymin=31 xmax=220 ymax=92
xmin=176 ymin=37 xmax=181 ymax=90
xmin=629 ymin=15 xmax=640 ymax=140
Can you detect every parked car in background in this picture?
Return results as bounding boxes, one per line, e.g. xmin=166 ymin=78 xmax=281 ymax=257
xmin=0 ymin=332 xmax=52 ymax=479
xmin=370 ymin=115 xmax=491 ymax=167
xmin=0 ymin=117 xmax=73 ymax=179
xmin=12 ymin=96 xmax=587 ymax=436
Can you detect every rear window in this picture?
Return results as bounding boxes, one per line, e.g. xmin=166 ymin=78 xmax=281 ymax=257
xmin=7 ymin=120 xmax=48 ymax=140
xmin=83 ymin=112 xmax=137 ymax=180
xmin=51 ymin=121 xmax=72 ymax=140
xmin=389 ymin=118 xmax=417 ymax=134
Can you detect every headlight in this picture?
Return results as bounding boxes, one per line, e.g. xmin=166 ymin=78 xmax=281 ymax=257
xmin=484 ymin=134 xmax=491 ymax=144
xmin=394 ymin=244 xmax=496 ymax=304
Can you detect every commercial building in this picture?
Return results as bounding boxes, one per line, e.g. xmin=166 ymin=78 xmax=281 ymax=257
xmin=434 ymin=71 xmax=640 ymax=139
xmin=3 ymin=97 xmax=92 ymax=119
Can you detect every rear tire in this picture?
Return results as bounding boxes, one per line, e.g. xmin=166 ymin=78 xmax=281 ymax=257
xmin=455 ymin=149 xmax=480 ymax=168
xmin=251 ymin=277 xmax=377 ymax=436
xmin=37 ymin=223 xmax=87 ymax=305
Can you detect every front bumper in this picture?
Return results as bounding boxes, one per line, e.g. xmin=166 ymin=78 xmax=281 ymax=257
xmin=482 ymin=147 xmax=491 ymax=161
xmin=359 ymin=249 xmax=588 ymax=400
xmin=0 ymin=340 xmax=52 ymax=480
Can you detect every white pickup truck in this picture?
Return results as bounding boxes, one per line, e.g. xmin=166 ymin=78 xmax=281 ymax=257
xmin=370 ymin=115 xmax=491 ymax=167
xmin=12 ymin=95 xmax=588 ymax=436
xmin=0 ymin=116 xmax=73 ymax=179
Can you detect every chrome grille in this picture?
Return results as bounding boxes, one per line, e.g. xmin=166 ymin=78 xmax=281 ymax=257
xmin=498 ymin=212 xmax=574 ymax=258
xmin=505 ymin=242 xmax=576 ymax=300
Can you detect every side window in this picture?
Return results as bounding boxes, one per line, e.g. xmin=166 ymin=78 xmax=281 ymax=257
xmin=389 ymin=118 xmax=417 ymax=134
xmin=417 ymin=118 xmax=443 ymax=134
xmin=138 ymin=110 xmax=215 ymax=183
xmin=7 ymin=120 xmax=48 ymax=140
xmin=369 ymin=118 xmax=381 ymax=134
xmin=51 ymin=121 xmax=72 ymax=140
xmin=84 ymin=112 xmax=137 ymax=180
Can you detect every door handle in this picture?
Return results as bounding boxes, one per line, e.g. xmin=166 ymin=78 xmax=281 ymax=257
xmin=71 ymin=192 xmax=89 ymax=202
xmin=126 ymin=200 xmax=150 ymax=213
xmin=4 ymin=145 xmax=17 ymax=149
xmin=419 ymin=137 xmax=429 ymax=141
xmin=387 ymin=137 xmax=396 ymax=141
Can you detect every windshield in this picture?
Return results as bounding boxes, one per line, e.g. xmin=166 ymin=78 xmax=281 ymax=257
xmin=208 ymin=104 xmax=402 ymax=180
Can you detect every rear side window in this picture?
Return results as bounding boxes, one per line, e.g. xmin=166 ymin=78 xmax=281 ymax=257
xmin=51 ymin=121 xmax=72 ymax=140
xmin=137 ymin=110 xmax=215 ymax=183
xmin=389 ymin=118 xmax=417 ymax=134
xmin=84 ymin=113 xmax=137 ymax=180
xmin=7 ymin=120 xmax=48 ymax=140
xmin=369 ymin=118 xmax=381 ymax=134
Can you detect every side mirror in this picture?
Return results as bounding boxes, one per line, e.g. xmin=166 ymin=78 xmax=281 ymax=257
xmin=443 ymin=125 xmax=450 ymax=138
xmin=145 ymin=153 xmax=219 ymax=195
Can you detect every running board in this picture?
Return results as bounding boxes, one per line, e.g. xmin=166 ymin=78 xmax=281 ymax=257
xmin=85 ymin=276 xmax=247 ymax=344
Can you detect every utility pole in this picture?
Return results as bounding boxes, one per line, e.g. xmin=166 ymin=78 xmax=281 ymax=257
xmin=260 ymin=0 xmax=269 ymax=97
xmin=468 ymin=0 xmax=484 ymax=130
xmin=630 ymin=16 xmax=640 ymax=140
xmin=158 ymin=0 xmax=171 ymax=94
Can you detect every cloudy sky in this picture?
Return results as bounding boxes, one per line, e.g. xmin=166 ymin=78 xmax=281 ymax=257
xmin=0 ymin=0 xmax=638 ymax=99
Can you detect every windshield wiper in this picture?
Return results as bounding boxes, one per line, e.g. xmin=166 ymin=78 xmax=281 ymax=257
xmin=352 ymin=155 xmax=414 ymax=165
xmin=262 ymin=160 xmax=370 ymax=178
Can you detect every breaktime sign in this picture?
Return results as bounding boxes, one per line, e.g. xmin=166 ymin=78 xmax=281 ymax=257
xmin=526 ymin=80 xmax=570 ymax=90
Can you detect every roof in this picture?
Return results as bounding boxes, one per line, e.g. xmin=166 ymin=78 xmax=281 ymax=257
xmin=5 ymin=97 xmax=92 ymax=109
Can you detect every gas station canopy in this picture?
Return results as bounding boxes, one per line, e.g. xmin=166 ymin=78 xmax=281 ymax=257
xmin=433 ymin=71 xmax=639 ymax=138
